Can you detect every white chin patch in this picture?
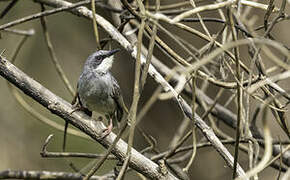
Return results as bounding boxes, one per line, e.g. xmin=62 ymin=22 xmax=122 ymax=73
xmin=96 ymin=56 xmax=114 ymax=72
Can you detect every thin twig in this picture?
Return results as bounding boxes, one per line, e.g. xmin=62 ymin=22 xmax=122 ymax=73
xmin=91 ymin=0 xmax=101 ymax=49
xmin=0 ymin=0 xmax=93 ymax=30
xmin=2 ymin=28 xmax=35 ymax=36
xmin=40 ymin=4 xmax=75 ymax=96
xmin=40 ymin=134 xmax=116 ymax=159
xmin=140 ymin=1 xmax=159 ymax=91
xmin=0 ymin=0 xmax=19 ymax=18
xmin=183 ymin=72 xmax=197 ymax=172
xmin=228 ymin=7 xmax=243 ymax=179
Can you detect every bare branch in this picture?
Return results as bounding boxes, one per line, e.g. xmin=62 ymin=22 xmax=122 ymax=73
xmin=0 ymin=170 xmax=112 ymax=180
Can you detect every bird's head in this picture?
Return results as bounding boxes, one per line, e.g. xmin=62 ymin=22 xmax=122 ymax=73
xmin=85 ymin=49 xmax=120 ymax=73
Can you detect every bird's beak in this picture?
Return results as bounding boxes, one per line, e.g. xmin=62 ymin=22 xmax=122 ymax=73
xmin=106 ymin=49 xmax=120 ymax=57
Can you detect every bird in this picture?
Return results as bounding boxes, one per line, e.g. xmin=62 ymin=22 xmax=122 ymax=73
xmin=63 ymin=49 xmax=127 ymax=151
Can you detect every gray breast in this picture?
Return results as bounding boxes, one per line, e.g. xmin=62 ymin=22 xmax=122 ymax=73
xmin=77 ymin=71 xmax=116 ymax=115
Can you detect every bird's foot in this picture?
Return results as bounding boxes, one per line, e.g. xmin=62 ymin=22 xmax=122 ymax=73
xmin=70 ymin=105 xmax=92 ymax=117
xmin=100 ymin=119 xmax=113 ymax=139
xmin=70 ymin=105 xmax=83 ymax=114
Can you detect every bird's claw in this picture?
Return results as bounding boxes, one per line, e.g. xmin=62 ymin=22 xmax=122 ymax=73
xmin=70 ymin=106 xmax=81 ymax=115
xmin=100 ymin=119 xmax=113 ymax=139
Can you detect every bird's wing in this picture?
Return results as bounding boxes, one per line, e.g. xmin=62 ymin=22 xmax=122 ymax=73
xmin=76 ymin=82 xmax=92 ymax=116
xmin=110 ymin=76 xmax=128 ymax=123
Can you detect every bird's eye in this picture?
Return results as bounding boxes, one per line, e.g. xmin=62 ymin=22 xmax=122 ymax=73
xmin=95 ymin=56 xmax=102 ymax=61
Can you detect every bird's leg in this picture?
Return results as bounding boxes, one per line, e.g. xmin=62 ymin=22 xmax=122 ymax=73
xmin=70 ymin=102 xmax=82 ymax=114
xmin=70 ymin=106 xmax=82 ymax=114
xmin=101 ymin=118 xmax=113 ymax=138
xmin=70 ymin=102 xmax=86 ymax=114
xmin=97 ymin=116 xmax=103 ymax=121
xmin=70 ymin=93 xmax=92 ymax=116
xmin=70 ymin=105 xmax=92 ymax=117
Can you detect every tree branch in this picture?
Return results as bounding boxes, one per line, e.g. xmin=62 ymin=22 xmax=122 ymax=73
xmin=0 ymin=170 xmax=112 ymax=180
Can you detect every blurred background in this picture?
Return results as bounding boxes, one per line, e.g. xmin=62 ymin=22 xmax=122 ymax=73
xmin=0 ymin=0 xmax=290 ymax=179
